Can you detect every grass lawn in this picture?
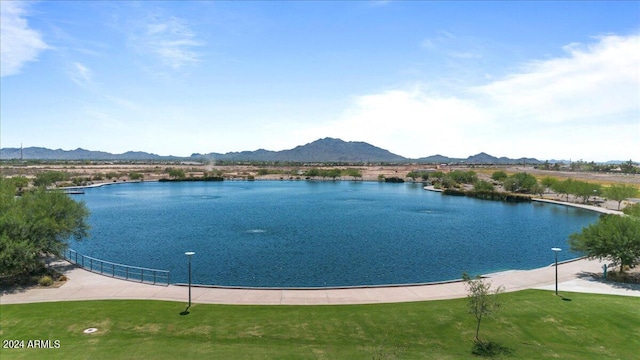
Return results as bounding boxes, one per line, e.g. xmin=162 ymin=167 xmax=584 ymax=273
xmin=1 ymin=290 xmax=638 ymax=359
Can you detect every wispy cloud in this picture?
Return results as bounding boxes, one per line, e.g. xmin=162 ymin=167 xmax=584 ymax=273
xmin=131 ymin=14 xmax=204 ymax=69
xmin=302 ymin=33 xmax=639 ymax=161
xmin=0 ymin=1 xmax=49 ymax=77
xmin=69 ymin=62 xmax=93 ymax=87
xmin=421 ymin=30 xmax=456 ymax=49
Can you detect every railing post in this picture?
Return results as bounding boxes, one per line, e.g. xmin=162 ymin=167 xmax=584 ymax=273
xmin=126 ymin=267 xmax=128 ymax=280
xmin=112 ymin=263 xmax=115 ymax=277
xmin=141 ymin=269 xmax=144 ymax=283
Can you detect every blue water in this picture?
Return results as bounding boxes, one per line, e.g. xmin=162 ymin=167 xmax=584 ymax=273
xmin=68 ymin=181 xmax=599 ymax=288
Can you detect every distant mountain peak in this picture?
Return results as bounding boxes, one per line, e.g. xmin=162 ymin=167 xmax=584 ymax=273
xmin=1 ymin=139 xmax=542 ymax=164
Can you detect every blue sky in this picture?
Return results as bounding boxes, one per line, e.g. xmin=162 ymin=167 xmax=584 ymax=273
xmin=1 ymin=1 xmax=638 ymax=161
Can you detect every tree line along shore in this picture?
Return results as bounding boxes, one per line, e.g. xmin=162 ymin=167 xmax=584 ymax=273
xmin=2 ymin=163 xmax=638 ymax=210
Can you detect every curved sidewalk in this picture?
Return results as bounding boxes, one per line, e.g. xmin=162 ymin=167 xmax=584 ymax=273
xmin=2 ymin=258 xmax=638 ymax=306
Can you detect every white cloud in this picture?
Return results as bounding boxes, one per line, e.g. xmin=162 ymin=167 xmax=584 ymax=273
xmin=305 ymin=33 xmax=639 ymax=161
xmin=475 ymin=34 xmax=640 ymax=125
xmin=69 ymin=62 xmax=93 ymax=87
xmin=295 ymin=87 xmax=490 ymax=158
xmin=132 ymin=15 xmax=203 ymax=69
xmin=0 ymin=1 xmax=49 ymax=77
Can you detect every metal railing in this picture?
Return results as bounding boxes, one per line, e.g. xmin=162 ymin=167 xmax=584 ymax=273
xmin=64 ymin=249 xmax=170 ymax=286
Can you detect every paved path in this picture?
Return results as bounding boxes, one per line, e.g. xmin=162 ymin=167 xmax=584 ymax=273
xmin=531 ymin=198 xmax=624 ymax=215
xmin=2 ymin=258 xmax=638 ymax=306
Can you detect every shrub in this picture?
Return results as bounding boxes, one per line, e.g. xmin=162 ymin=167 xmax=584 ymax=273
xmin=129 ymin=172 xmax=144 ymax=181
xmin=384 ymin=177 xmax=405 ymax=183
xmin=473 ymin=180 xmax=495 ymax=192
xmin=491 ymin=171 xmax=508 ymax=182
xmin=38 ymin=275 xmax=53 ymax=286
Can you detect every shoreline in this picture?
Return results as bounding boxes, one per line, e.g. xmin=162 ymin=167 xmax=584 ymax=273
xmin=425 ymin=184 xmax=625 ymax=215
xmin=1 ymin=257 xmax=638 ymax=306
xmin=61 ymin=179 xmax=150 ymax=190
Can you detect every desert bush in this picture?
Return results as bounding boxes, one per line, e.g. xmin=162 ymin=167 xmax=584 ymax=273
xmin=38 ymin=275 xmax=53 ymax=286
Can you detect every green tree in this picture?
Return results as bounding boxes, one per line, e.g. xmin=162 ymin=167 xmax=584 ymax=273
xmin=605 ymin=184 xmax=639 ymax=210
xmin=473 ymin=180 xmax=495 ymax=192
xmin=570 ymin=181 xmax=601 ymax=204
xmin=569 ymin=214 xmax=640 ymax=273
xmin=429 ymin=171 xmax=445 ymax=184
xmin=449 ymin=170 xmax=477 ymax=184
xmin=540 ymin=177 xmax=557 ymax=193
xmin=503 ymin=173 xmax=537 ymax=193
xmin=168 ymin=168 xmax=186 ymax=179
xmin=129 ymin=172 xmax=144 ymax=181
xmin=325 ymin=169 xmax=342 ymax=180
xmin=305 ymin=168 xmax=320 ymax=179
xmin=0 ymin=181 xmax=90 ymax=278
xmin=620 ymin=159 xmax=636 ymax=174
xmin=441 ymin=175 xmax=457 ymax=189
xmin=491 ymin=171 xmax=508 ymax=182
xmin=407 ymin=170 xmax=431 ymax=182
xmin=9 ymin=176 xmax=30 ymax=190
xmin=344 ymin=168 xmax=362 ymax=180
xmin=532 ymin=182 xmax=546 ymax=197
xmin=406 ymin=171 xmax=420 ymax=181
xmin=551 ymin=179 xmax=573 ymax=201
xmin=463 ymin=273 xmax=504 ymax=343
xmin=33 ymin=171 xmax=70 ymax=187
xmin=317 ymin=169 xmax=330 ymax=179
xmin=129 ymin=172 xmax=144 ymax=180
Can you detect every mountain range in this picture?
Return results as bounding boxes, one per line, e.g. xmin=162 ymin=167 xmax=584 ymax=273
xmin=0 ymin=137 xmax=542 ymax=164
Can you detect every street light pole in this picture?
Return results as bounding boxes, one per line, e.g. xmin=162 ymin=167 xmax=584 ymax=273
xmin=185 ymin=251 xmax=195 ymax=308
xmin=551 ymin=248 xmax=561 ymax=296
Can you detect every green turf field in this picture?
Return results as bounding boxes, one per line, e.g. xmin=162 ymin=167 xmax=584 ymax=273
xmin=1 ymin=290 xmax=638 ymax=359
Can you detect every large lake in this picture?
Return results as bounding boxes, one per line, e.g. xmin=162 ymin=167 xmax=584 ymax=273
xmin=68 ymin=181 xmax=599 ymax=288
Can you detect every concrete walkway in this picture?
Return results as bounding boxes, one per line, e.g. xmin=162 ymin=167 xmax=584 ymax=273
xmin=531 ymin=198 xmax=624 ymax=215
xmin=2 ymin=258 xmax=638 ymax=306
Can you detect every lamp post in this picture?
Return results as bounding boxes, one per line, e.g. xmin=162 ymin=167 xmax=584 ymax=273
xmin=185 ymin=251 xmax=195 ymax=308
xmin=551 ymin=248 xmax=561 ymax=295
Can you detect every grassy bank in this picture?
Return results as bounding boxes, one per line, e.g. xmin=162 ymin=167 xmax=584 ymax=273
xmin=1 ymin=290 xmax=638 ymax=359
